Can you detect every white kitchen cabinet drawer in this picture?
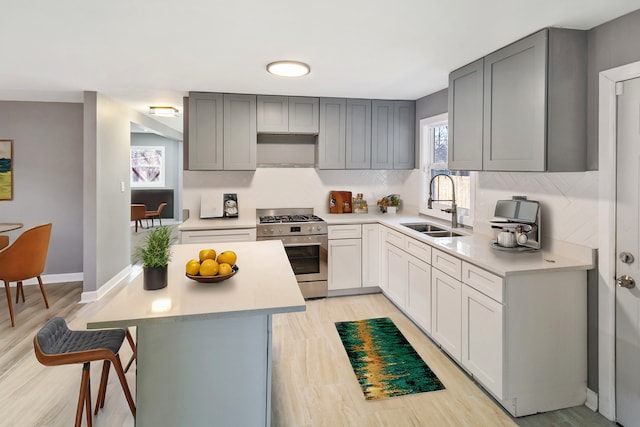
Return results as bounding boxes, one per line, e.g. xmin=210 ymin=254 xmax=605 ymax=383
xmin=385 ymin=228 xmax=405 ymax=248
xmin=405 ymin=237 xmax=431 ymax=263
xmin=463 ymin=262 xmax=503 ymax=303
xmin=432 ymin=249 xmax=462 ymax=281
xmin=328 ymin=224 xmax=362 ymax=239
xmin=180 ymin=228 xmax=257 ymax=244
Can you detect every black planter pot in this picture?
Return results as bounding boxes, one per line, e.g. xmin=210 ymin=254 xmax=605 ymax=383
xmin=143 ymin=266 xmax=168 ymax=290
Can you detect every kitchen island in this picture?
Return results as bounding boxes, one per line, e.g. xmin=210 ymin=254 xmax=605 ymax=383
xmin=88 ymin=240 xmax=305 ymax=427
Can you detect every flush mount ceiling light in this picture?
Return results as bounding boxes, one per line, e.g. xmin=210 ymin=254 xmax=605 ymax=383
xmin=266 ymin=60 xmax=311 ymax=77
xmin=149 ymin=106 xmax=179 ymax=117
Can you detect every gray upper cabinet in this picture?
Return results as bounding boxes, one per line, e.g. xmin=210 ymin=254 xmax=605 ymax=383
xmin=371 ymin=100 xmax=395 ymax=169
xmin=482 ymin=28 xmax=587 ymax=172
xmin=393 ymin=101 xmax=416 ymax=170
xmin=257 ymin=95 xmax=319 ymax=134
xmin=187 ymin=92 xmax=256 ymax=171
xmin=346 ymin=99 xmax=372 ymax=169
xmin=256 ymin=95 xmax=288 ymax=132
xmin=188 ymin=92 xmax=224 ymax=170
xmin=223 ymin=94 xmax=256 ymax=170
xmin=371 ymin=100 xmax=416 ymax=170
xmin=318 ymin=98 xmax=347 ymax=169
xmin=289 ymin=97 xmax=319 ymax=133
xmin=448 ymin=58 xmax=484 ymax=171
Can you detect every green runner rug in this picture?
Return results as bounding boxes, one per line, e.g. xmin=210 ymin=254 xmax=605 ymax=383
xmin=335 ymin=317 xmax=445 ymax=400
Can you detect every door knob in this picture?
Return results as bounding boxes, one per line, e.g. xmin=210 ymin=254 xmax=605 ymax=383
xmin=616 ymin=275 xmax=636 ymax=289
xmin=619 ymin=252 xmax=635 ymax=264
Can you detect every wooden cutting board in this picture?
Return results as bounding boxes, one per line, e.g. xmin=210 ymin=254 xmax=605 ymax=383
xmin=329 ymin=191 xmax=352 ymax=213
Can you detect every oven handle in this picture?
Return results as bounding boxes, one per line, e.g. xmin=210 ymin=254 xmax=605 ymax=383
xmin=282 ymin=241 xmax=326 ymax=248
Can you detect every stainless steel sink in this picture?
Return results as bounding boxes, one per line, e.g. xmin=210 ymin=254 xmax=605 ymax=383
xmin=400 ymin=223 xmax=464 ymax=238
xmin=423 ymin=230 xmax=464 ymax=238
xmin=401 ymin=223 xmax=446 ymax=233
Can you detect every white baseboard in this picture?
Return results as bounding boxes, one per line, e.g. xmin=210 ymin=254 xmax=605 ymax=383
xmin=586 ymin=388 xmax=598 ymax=412
xmin=81 ymin=265 xmax=137 ymax=303
xmin=7 ymin=272 xmax=84 ymax=287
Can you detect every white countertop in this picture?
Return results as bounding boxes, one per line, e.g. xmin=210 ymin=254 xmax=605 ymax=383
xmin=325 ymin=211 xmax=595 ymax=277
xmin=176 ymin=208 xmax=595 ymax=278
xmin=178 ymin=208 xmax=257 ymax=231
xmin=88 ymin=240 xmax=306 ymax=329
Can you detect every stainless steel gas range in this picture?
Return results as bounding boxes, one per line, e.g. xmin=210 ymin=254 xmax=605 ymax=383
xmin=256 ymin=208 xmax=328 ymax=299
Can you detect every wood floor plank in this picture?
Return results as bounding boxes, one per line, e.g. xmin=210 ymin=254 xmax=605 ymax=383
xmin=0 ymin=280 xmax=617 ymax=427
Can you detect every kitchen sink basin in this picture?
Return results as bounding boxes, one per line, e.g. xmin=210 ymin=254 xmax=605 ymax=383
xmin=400 ymin=223 xmax=464 ymax=238
xmin=401 ymin=223 xmax=446 ymax=233
xmin=423 ymin=230 xmax=464 ymax=238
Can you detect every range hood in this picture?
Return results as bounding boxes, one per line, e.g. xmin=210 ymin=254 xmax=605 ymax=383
xmin=256 ymin=134 xmax=316 ymax=168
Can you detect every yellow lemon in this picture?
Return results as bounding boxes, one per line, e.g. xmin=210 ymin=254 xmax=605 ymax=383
xmin=218 ymin=263 xmax=233 ymax=276
xmin=199 ymin=259 xmax=219 ymax=276
xmin=185 ymin=259 xmax=201 ymax=275
xmin=199 ymin=248 xmax=217 ymax=262
xmin=217 ymin=250 xmax=237 ymax=266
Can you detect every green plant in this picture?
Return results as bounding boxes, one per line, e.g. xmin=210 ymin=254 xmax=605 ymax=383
xmin=134 ymin=226 xmax=174 ymax=268
xmin=377 ymin=194 xmax=401 ymax=207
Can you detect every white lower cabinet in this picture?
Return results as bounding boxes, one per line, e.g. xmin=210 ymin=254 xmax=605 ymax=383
xmin=431 ymin=267 xmax=462 ymax=362
xmin=462 ymin=283 xmax=503 ymax=398
xmin=362 ymin=224 xmax=380 ymax=288
xmin=328 ymin=225 xmax=362 ymax=290
xmin=406 ymin=254 xmax=432 ymax=333
xmin=381 ymin=226 xmax=432 ymax=333
xmin=180 ymin=228 xmax=256 ymax=243
xmin=385 ymin=242 xmax=406 ymax=306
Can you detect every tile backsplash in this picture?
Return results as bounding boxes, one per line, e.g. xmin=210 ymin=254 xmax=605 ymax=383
xmin=474 ymin=171 xmax=599 ymax=249
xmin=183 ymin=168 xmax=420 ymax=216
xmin=183 ymin=168 xmax=598 ymax=249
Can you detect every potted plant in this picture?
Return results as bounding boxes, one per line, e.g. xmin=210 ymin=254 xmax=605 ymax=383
xmin=377 ymin=194 xmax=401 ymax=213
xmin=134 ymin=226 xmax=174 ymax=290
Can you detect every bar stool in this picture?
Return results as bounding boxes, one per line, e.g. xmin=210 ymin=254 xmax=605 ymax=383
xmin=33 ymin=317 xmax=136 ymax=427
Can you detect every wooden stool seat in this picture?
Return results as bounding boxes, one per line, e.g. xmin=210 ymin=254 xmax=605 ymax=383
xmin=34 ymin=317 xmax=136 ymax=427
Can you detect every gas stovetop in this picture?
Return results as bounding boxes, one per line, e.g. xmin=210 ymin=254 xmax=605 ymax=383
xmin=259 ymin=214 xmax=324 ymax=224
xmin=256 ymin=208 xmax=327 ymax=237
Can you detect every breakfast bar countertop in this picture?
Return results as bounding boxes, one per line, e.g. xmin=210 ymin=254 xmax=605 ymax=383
xmin=88 ymin=239 xmax=305 ymax=329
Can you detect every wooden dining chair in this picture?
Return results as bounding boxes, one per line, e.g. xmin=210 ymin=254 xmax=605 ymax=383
xmin=145 ymin=202 xmax=167 ymax=228
xmin=131 ymin=204 xmax=146 ymax=232
xmin=0 ymin=223 xmax=52 ymax=327
xmin=34 ymin=317 xmax=136 ymax=427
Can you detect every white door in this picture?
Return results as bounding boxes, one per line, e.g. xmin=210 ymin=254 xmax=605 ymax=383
xmin=616 ymin=76 xmax=640 ymax=427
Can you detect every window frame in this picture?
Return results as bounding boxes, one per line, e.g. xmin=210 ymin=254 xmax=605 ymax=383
xmin=419 ymin=113 xmax=475 ymax=227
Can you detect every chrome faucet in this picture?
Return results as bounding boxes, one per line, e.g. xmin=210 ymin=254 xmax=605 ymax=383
xmin=427 ymin=173 xmax=460 ymax=228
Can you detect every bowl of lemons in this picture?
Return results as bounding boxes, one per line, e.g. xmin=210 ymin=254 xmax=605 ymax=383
xmin=185 ymin=249 xmax=238 ymax=283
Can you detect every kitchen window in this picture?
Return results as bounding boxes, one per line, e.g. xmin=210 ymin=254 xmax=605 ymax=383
xmin=419 ymin=113 xmax=474 ymax=226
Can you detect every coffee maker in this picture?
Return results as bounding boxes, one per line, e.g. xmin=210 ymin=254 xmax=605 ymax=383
xmin=489 ymin=196 xmax=541 ymax=251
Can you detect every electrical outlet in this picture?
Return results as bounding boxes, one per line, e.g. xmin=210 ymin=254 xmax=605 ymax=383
xmin=120 ymin=181 xmax=125 ymax=192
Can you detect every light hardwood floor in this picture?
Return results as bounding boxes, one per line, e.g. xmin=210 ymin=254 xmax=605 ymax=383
xmin=0 ymin=280 xmax=617 ymax=427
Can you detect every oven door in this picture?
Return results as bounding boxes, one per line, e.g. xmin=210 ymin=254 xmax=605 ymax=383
xmin=257 ymin=234 xmax=328 ymax=297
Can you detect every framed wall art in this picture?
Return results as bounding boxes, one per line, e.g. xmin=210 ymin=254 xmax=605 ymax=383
xmin=0 ymin=140 xmax=13 ymax=200
xmin=130 ymin=146 xmax=165 ymax=188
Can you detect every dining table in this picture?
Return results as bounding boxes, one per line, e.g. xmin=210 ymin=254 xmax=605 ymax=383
xmin=0 ymin=222 xmax=23 ymax=249
xmin=0 ymin=222 xmax=23 ymax=233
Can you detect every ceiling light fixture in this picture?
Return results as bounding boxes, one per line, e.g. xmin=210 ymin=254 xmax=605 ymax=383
xmin=149 ymin=106 xmax=179 ymax=117
xmin=266 ymin=60 xmax=311 ymax=77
